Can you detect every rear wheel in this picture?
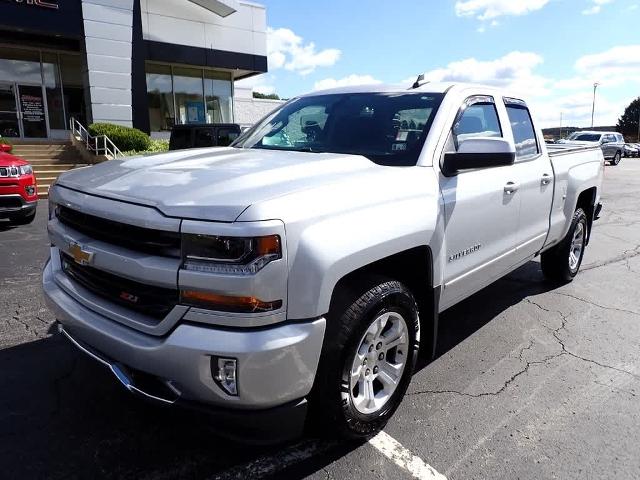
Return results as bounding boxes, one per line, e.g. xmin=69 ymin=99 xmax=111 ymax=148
xmin=541 ymin=208 xmax=588 ymax=283
xmin=611 ymin=152 xmax=621 ymax=166
xmin=309 ymin=278 xmax=420 ymax=439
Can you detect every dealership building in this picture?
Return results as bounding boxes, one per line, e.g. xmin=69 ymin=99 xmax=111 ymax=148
xmin=0 ymin=0 xmax=267 ymax=139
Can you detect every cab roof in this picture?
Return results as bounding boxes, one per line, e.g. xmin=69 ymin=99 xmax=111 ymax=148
xmin=299 ymin=82 xmax=527 ymax=102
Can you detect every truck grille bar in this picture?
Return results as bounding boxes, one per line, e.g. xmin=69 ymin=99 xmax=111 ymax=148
xmin=60 ymin=253 xmax=178 ymax=320
xmin=57 ymin=206 xmax=181 ymax=258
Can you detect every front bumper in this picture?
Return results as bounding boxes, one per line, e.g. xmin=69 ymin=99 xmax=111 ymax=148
xmin=43 ymin=260 xmax=326 ymax=439
xmin=0 ymin=194 xmax=37 ymax=219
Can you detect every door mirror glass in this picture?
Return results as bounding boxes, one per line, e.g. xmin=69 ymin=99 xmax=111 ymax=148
xmin=442 ymin=138 xmax=515 ymax=176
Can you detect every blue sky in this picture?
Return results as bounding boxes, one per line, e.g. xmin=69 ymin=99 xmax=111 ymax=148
xmin=238 ymin=0 xmax=640 ymax=128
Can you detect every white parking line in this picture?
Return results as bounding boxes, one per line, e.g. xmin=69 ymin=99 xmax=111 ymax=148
xmin=210 ymin=439 xmax=337 ymax=480
xmin=368 ymin=431 xmax=447 ymax=480
xmin=212 ymin=431 xmax=446 ymax=480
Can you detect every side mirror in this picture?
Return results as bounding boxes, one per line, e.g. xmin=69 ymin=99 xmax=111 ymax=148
xmin=0 ymin=144 xmax=12 ymax=153
xmin=442 ymin=138 xmax=515 ymax=176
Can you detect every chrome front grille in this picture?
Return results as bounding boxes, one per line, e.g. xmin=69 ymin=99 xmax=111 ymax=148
xmin=57 ymin=206 xmax=182 ymax=258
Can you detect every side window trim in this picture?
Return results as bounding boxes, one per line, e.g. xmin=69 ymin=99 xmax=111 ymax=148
xmin=452 ymin=95 xmax=502 ymax=150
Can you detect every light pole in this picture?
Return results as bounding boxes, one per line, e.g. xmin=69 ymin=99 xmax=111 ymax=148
xmin=637 ymin=112 xmax=640 ymax=142
xmin=590 ymin=82 xmax=600 ymax=128
xmin=559 ymin=111 xmax=563 ymax=139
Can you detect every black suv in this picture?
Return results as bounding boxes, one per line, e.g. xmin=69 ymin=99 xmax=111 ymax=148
xmin=169 ymin=124 xmax=241 ymax=151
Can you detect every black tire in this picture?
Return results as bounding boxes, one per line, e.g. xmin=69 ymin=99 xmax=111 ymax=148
xmin=611 ymin=151 xmax=621 ymax=166
xmin=10 ymin=211 xmax=36 ymax=225
xmin=309 ymin=277 xmax=420 ymax=440
xmin=541 ymin=208 xmax=588 ymax=283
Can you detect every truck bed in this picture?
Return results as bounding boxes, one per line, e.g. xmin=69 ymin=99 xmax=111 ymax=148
xmin=546 ymin=143 xmax=601 ymax=156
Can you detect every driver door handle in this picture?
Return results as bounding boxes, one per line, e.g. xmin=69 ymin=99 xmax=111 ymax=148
xmin=541 ymin=173 xmax=552 ymax=186
xmin=504 ymin=181 xmax=520 ymax=195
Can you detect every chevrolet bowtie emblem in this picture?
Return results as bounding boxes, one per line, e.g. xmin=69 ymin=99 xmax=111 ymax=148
xmin=68 ymin=242 xmax=94 ymax=266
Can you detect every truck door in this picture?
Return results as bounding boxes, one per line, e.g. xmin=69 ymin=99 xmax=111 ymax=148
xmin=439 ymin=95 xmax=522 ymax=309
xmin=503 ymin=99 xmax=554 ymax=260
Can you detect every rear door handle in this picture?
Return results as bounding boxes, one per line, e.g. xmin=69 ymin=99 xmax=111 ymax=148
xmin=504 ymin=181 xmax=520 ymax=195
xmin=541 ymin=173 xmax=552 ymax=186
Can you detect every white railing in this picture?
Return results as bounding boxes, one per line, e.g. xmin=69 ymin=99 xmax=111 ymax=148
xmin=70 ymin=117 xmax=123 ymax=159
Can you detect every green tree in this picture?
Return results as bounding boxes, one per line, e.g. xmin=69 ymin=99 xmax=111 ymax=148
xmin=253 ymin=92 xmax=281 ymax=100
xmin=617 ymin=97 xmax=640 ymax=140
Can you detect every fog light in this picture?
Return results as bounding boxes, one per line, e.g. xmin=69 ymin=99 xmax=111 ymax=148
xmin=25 ymin=185 xmax=36 ymax=196
xmin=212 ymin=357 xmax=238 ymax=396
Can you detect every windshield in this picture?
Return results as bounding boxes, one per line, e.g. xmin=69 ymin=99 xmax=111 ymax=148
xmin=232 ymin=92 xmax=444 ymax=166
xmin=570 ymin=133 xmax=602 ymax=142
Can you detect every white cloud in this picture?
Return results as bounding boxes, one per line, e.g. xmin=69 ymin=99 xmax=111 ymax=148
xmin=267 ymin=27 xmax=341 ymax=76
xmin=455 ymin=0 xmax=550 ymax=20
xmin=235 ymin=74 xmax=277 ymax=95
xmin=313 ymin=74 xmax=382 ymax=91
xmin=419 ymin=51 xmax=549 ymax=97
xmin=575 ymin=45 xmax=640 ymax=83
xmin=582 ymin=0 xmax=613 ymax=15
xmin=412 ymin=47 xmax=638 ymax=128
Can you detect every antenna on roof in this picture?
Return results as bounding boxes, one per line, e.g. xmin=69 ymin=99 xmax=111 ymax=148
xmin=411 ymin=73 xmax=429 ymax=89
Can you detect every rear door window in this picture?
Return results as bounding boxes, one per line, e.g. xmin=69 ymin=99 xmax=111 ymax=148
xmin=505 ymin=104 xmax=539 ymax=160
xmin=169 ymin=129 xmax=192 ymax=150
xmin=194 ymin=128 xmax=215 ymax=148
xmin=217 ymin=128 xmax=239 ymax=147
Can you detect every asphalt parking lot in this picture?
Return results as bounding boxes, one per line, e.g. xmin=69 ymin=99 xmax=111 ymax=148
xmin=2 ymin=160 xmax=640 ymax=480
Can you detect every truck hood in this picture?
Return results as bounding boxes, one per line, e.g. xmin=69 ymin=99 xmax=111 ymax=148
xmin=56 ymin=147 xmax=378 ymax=221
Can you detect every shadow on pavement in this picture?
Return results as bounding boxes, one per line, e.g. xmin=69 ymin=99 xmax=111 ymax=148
xmin=0 ymin=260 xmax=559 ymax=480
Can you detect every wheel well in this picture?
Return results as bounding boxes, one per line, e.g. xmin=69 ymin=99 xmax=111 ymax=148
xmin=576 ymin=187 xmax=597 ymax=244
xmin=329 ymin=246 xmax=436 ymax=357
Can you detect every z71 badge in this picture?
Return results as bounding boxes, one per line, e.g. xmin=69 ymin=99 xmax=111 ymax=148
xmin=448 ymin=244 xmax=481 ymax=262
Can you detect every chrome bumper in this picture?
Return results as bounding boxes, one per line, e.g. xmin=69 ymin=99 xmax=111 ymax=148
xmin=43 ymin=260 xmax=326 ymax=410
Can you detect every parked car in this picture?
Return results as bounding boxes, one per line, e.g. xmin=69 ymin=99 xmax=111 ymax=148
xmin=43 ymin=82 xmax=604 ymax=442
xmin=0 ymin=144 xmax=37 ymax=225
xmin=562 ymin=130 xmax=625 ymax=165
xmin=623 ymin=143 xmax=640 ymax=157
xmin=169 ymin=123 xmax=241 ymax=151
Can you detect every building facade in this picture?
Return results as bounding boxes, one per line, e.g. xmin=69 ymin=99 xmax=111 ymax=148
xmin=0 ymin=0 xmax=267 ymax=139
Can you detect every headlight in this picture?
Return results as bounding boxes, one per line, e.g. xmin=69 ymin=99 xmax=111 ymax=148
xmin=182 ymin=234 xmax=281 ymax=275
xmin=19 ymin=165 xmax=33 ymax=175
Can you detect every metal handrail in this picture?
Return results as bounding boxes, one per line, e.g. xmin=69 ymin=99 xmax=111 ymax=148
xmin=69 ymin=117 xmax=123 ymax=159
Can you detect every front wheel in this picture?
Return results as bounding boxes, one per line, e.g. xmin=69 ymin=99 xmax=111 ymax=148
xmin=611 ymin=152 xmax=621 ymax=166
xmin=541 ymin=208 xmax=588 ymax=283
xmin=310 ymin=278 xmax=420 ymax=439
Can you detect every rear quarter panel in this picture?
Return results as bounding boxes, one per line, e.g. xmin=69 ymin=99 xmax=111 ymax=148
xmin=545 ymin=147 xmax=603 ymax=248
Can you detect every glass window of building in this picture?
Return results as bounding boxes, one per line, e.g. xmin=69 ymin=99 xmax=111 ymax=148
xmin=59 ymin=54 xmax=87 ymax=126
xmin=0 ymin=47 xmax=41 ymax=84
xmin=204 ymin=70 xmax=232 ymax=123
xmin=173 ymin=67 xmax=205 ymax=125
xmin=146 ymin=64 xmax=174 ymax=132
xmin=42 ymin=53 xmax=65 ymax=130
xmin=146 ymin=63 xmax=234 ymax=132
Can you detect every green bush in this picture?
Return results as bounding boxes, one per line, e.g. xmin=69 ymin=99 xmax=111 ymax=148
xmin=88 ymin=123 xmax=151 ymax=152
xmin=122 ymin=138 xmax=169 ymax=156
xmin=0 ymin=137 xmax=13 ymax=152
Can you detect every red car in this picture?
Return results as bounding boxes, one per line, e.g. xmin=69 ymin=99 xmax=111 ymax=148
xmin=0 ymin=144 xmax=37 ymax=225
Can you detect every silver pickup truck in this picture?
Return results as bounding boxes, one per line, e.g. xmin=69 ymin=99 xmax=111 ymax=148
xmin=43 ymin=82 xmax=604 ymax=442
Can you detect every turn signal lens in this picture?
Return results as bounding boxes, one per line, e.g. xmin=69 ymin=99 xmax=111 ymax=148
xmin=181 ymin=290 xmax=282 ymax=313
